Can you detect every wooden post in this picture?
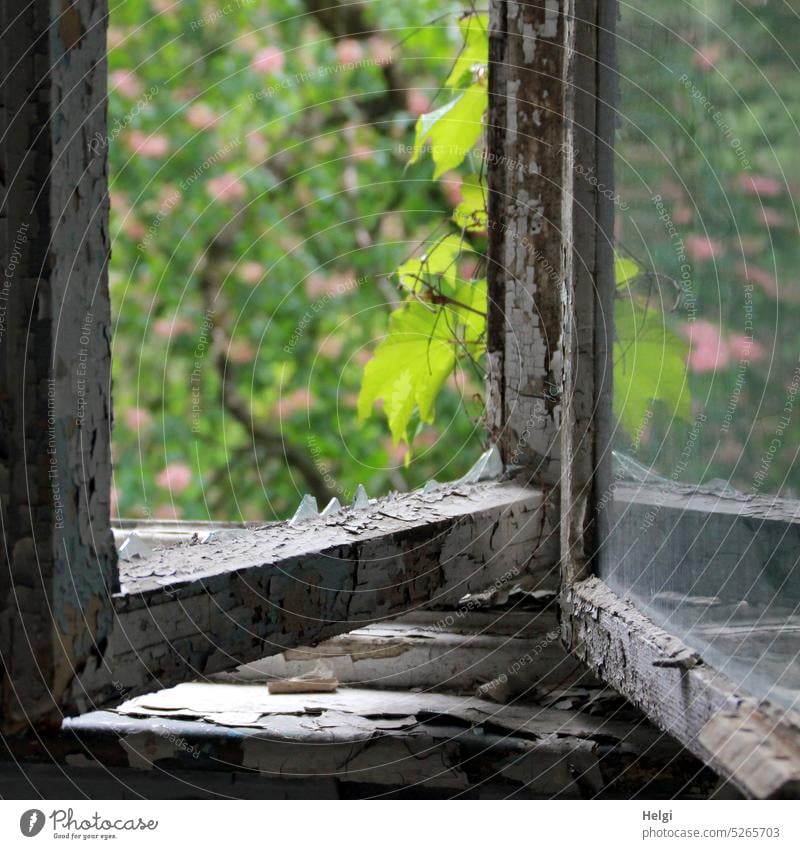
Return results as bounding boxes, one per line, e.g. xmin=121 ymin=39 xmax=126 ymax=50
xmin=487 ymin=0 xmax=571 ymax=489
xmin=0 ymin=0 xmax=116 ymax=731
xmin=560 ymin=0 xmax=616 ymax=584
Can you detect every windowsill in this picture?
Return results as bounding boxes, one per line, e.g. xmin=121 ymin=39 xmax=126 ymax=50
xmin=4 ymin=615 xmax=721 ymax=798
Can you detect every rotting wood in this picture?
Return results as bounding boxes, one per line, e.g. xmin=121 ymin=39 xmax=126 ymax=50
xmin=0 ymin=0 xmax=116 ymax=732
xmin=4 ymin=693 xmax=720 ymax=798
xmin=486 ymin=0 xmax=569 ymax=488
xmin=212 ymin=609 xmax=589 ymax=695
xmin=561 ymin=0 xmax=616 ymax=585
xmin=563 ymin=576 xmax=800 ymax=798
xmin=78 ymin=482 xmax=552 ymax=706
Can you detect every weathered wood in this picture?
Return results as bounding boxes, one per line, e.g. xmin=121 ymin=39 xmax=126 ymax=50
xmin=563 ymin=576 xmax=800 ymax=798
xmin=561 ymin=0 xmax=617 ymax=584
xmin=213 ymin=605 xmax=588 ymax=695
xmin=486 ymin=0 xmax=569 ymax=488
xmin=2 ymin=688 xmax=719 ymax=798
xmin=77 ymin=482 xmax=551 ymax=706
xmin=0 ymin=0 xmax=116 ymax=732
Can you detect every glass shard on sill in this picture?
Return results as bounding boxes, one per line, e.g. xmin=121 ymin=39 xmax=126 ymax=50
xmin=117 ymin=532 xmax=154 ymax=562
xmin=612 ymin=450 xmax=670 ymax=486
xmin=200 ymin=528 xmax=252 ymax=544
xmin=320 ymin=497 xmax=342 ymax=518
xmin=457 ymin=444 xmax=502 ymax=485
xmin=289 ymin=494 xmax=319 ymax=524
xmin=351 ymin=484 xmax=369 ymax=510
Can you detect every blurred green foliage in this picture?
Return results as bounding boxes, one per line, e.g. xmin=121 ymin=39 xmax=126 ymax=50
xmin=615 ymin=0 xmax=800 ymax=494
xmin=108 ymin=0 xmax=800 ymax=523
xmin=108 ymin=0 xmax=486 ymax=521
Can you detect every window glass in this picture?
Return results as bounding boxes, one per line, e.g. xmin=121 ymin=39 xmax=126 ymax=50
xmin=601 ymin=0 xmax=800 ymax=710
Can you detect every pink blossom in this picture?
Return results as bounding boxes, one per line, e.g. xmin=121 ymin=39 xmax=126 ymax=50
xmin=122 ymin=216 xmax=146 ymax=240
xmin=738 ymin=263 xmax=777 ymax=297
xmin=672 ymin=206 xmax=693 ymax=226
xmin=156 ymin=462 xmax=192 ymax=494
xmin=304 ymin=272 xmax=354 ymax=300
xmin=109 ymin=190 xmax=130 ymax=212
xmin=685 ymin=234 xmax=723 ymax=262
xmin=318 ymin=336 xmax=344 ymax=359
xmin=440 ymin=172 xmax=463 ymax=207
xmin=152 ymin=316 xmax=194 ymax=339
xmin=227 ymin=340 xmax=256 ymax=364
xmin=110 ymin=70 xmax=142 ymax=98
xmin=252 ymin=46 xmax=285 ymax=75
xmin=123 ymin=407 xmax=153 ymax=431
xmin=738 ymin=174 xmax=783 ymax=197
xmin=186 ymin=102 xmax=219 ymax=130
xmin=683 ymin=320 xmax=730 ymax=373
xmin=107 ymin=28 xmax=126 ymax=50
xmin=693 ymin=43 xmax=722 ymax=71
xmin=341 ymin=391 xmax=359 ymax=409
xmin=274 ymin=388 xmax=312 ymax=419
xmin=368 ymin=37 xmax=394 ymax=66
xmin=383 ymin=437 xmax=407 ymax=465
xmin=415 ymin=429 xmax=439 ymax=448
xmin=459 ymin=258 xmax=480 ymax=280
xmin=406 ymin=90 xmax=432 ymax=117
xmin=124 ymin=130 xmax=169 ymax=158
xmin=206 ymin=174 xmax=246 ymax=202
xmin=238 ymin=261 xmax=265 ymax=285
xmin=336 ymin=39 xmax=364 ymax=65
xmin=153 ymin=504 xmax=184 ymax=519
xmin=245 ymin=130 xmax=269 ymax=162
xmin=760 ymin=208 xmax=787 ymax=229
xmin=351 ymin=143 xmax=374 ymax=162
xmin=354 ymin=349 xmax=372 ymax=367
xmin=728 ymin=334 xmax=767 ymax=362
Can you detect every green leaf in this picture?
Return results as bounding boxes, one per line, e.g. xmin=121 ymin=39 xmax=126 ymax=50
xmin=450 ymin=278 xmax=487 ymax=342
xmin=445 ymin=14 xmax=489 ymax=89
xmin=395 ymin=234 xmax=466 ymax=294
xmin=410 ymin=85 xmax=487 ymax=178
xmin=613 ymin=300 xmax=690 ymax=437
xmin=615 ymin=254 xmax=640 ymax=288
xmin=358 ymin=302 xmax=460 ymax=445
xmin=452 ymin=175 xmax=488 ymax=232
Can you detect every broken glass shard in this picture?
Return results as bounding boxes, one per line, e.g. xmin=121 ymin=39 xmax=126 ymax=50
xmin=289 ymin=494 xmax=319 ymax=524
xmin=320 ymin=497 xmax=342 ymax=518
xmin=352 ymin=484 xmax=369 ymax=510
xmin=458 ymin=444 xmax=502 ymax=484
xmin=117 ymin=532 xmax=154 ymax=561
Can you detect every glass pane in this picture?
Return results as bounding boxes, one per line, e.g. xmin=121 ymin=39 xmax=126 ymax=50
xmin=601 ymin=0 xmax=800 ymax=711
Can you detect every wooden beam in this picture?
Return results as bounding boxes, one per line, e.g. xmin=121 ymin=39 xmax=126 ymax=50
xmin=563 ymin=576 xmax=800 ymax=798
xmin=79 ymin=482 xmax=552 ymax=705
xmin=486 ymin=0 xmax=570 ymax=489
xmin=0 ymin=0 xmax=116 ymax=731
xmin=561 ymin=0 xmax=617 ymax=584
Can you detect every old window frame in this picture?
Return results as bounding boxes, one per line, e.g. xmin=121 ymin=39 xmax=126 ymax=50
xmin=1 ymin=0 xmax=555 ymax=734
xmin=550 ymin=0 xmax=800 ymax=800
xmin=2 ymin=0 xmax=798 ymax=798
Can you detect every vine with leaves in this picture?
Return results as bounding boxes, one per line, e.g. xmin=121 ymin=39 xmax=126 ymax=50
xmin=358 ymin=12 xmax=690 ymax=456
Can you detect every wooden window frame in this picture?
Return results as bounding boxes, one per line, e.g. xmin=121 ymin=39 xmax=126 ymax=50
xmin=2 ymin=0 xmax=798 ymax=798
xmin=549 ymin=0 xmax=800 ymax=800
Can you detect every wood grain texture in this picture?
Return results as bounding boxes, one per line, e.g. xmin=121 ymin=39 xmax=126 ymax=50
xmin=486 ymin=0 xmax=569 ymax=488
xmin=77 ymin=482 xmax=553 ymax=706
xmin=563 ymin=576 xmax=800 ymax=798
xmin=0 ymin=0 xmax=116 ymax=732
